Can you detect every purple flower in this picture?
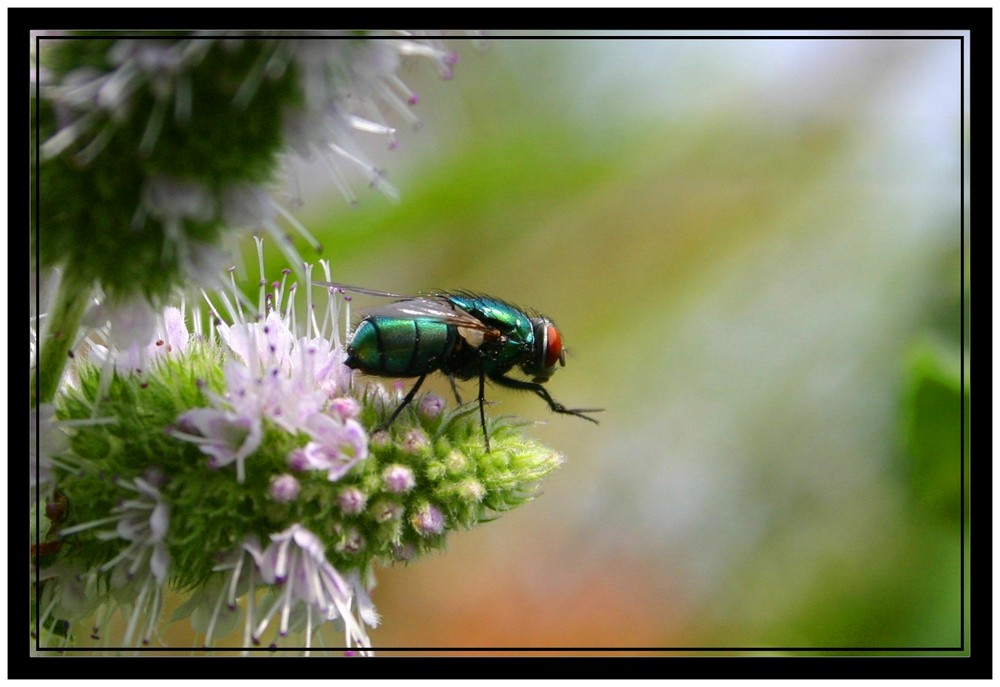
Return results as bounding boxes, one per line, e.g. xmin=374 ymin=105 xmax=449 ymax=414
xmin=268 ymin=474 xmax=301 ymax=503
xmin=338 ymin=487 xmax=368 ymax=515
xmin=297 ymin=413 xmax=368 ymax=481
xmin=402 ymin=428 xmax=429 ymax=454
xmin=382 ymin=464 xmax=416 ymax=493
xmin=328 ymin=396 xmax=361 ymax=421
xmin=173 ymin=407 xmax=262 ymax=483
xmin=411 ymin=502 xmax=445 ymax=537
xmin=418 ymin=393 xmax=445 ymax=419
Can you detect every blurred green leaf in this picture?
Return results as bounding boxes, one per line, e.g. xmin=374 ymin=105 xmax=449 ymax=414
xmin=900 ymin=339 xmax=967 ymax=519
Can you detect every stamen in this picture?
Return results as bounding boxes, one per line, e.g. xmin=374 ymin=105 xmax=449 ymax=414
xmin=138 ymin=96 xmax=168 ymax=157
xmin=274 ymin=199 xmax=324 ymax=254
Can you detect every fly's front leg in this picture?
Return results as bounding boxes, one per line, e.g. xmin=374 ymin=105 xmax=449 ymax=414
xmin=488 ymin=373 xmax=603 ymax=424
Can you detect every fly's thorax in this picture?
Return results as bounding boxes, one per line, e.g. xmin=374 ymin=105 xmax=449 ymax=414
xmin=434 ymin=294 xmax=530 ymax=371
xmin=446 ymin=295 xmax=533 ymax=340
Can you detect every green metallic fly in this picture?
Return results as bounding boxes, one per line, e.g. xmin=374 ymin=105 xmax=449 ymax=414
xmin=315 ymin=283 xmax=602 ymax=451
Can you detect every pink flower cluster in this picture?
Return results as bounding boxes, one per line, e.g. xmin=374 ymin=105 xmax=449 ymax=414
xmin=173 ymin=310 xmax=367 ymax=484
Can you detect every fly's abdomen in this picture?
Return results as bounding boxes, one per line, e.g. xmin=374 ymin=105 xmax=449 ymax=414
xmin=346 ymin=317 xmax=457 ymax=377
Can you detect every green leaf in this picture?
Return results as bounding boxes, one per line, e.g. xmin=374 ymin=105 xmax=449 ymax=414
xmin=900 ymin=339 xmax=967 ymax=519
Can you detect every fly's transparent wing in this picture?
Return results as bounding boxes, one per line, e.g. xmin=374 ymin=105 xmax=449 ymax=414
xmin=314 ymin=282 xmax=500 ymax=335
xmin=313 ymin=281 xmax=410 ymax=299
xmin=366 ymin=298 xmax=499 ymax=334
xmin=313 ymin=281 xmax=497 ymax=340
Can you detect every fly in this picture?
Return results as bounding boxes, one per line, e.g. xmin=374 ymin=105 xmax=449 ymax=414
xmin=315 ymin=282 xmax=602 ymax=451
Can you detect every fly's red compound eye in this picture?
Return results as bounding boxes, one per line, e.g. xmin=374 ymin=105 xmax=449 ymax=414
xmin=544 ymin=325 xmax=563 ymax=370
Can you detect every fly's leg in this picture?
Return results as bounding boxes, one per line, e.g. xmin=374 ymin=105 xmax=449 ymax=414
xmin=488 ymin=373 xmax=603 ymax=424
xmin=448 ymin=375 xmax=463 ymax=405
xmin=477 ymin=365 xmax=490 ymax=452
xmin=377 ymin=374 xmax=427 ymax=433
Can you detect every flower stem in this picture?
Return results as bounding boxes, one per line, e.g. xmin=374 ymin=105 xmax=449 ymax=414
xmin=33 ymin=276 xmax=91 ymax=406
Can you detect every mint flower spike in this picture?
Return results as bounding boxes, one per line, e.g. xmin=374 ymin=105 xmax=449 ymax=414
xmin=37 ymin=245 xmax=565 ymax=652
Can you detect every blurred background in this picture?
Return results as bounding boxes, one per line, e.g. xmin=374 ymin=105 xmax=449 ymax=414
xmin=265 ymin=32 xmax=967 ymax=653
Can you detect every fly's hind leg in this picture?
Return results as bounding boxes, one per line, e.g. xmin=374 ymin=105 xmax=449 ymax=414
xmin=448 ymin=375 xmax=463 ymax=405
xmin=477 ymin=365 xmax=491 ymax=453
xmin=377 ymin=374 xmax=427 ymax=434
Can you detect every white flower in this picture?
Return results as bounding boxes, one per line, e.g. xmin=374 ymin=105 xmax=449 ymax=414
xmin=347 ymin=567 xmax=381 ymax=631
xmin=216 ymin=315 xmax=331 ymax=433
xmin=88 ymin=302 xmax=191 ymax=374
xmin=302 ymin=336 xmax=354 ymax=401
xmin=101 ymin=471 xmax=171 ymax=584
xmin=87 ymin=297 xmax=157 ymax=374
xmin=30 ymin=404 xmax=66 ymax=501
xmin=56 ymin=469 xmax=172 ymax=646
xmin=246 ymin=524 xmax=371 ymax=651
xmin=280 ymin=37 xmax=460 ymax=205
xmin=218 ymin=311 xmax=293 ymax=372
